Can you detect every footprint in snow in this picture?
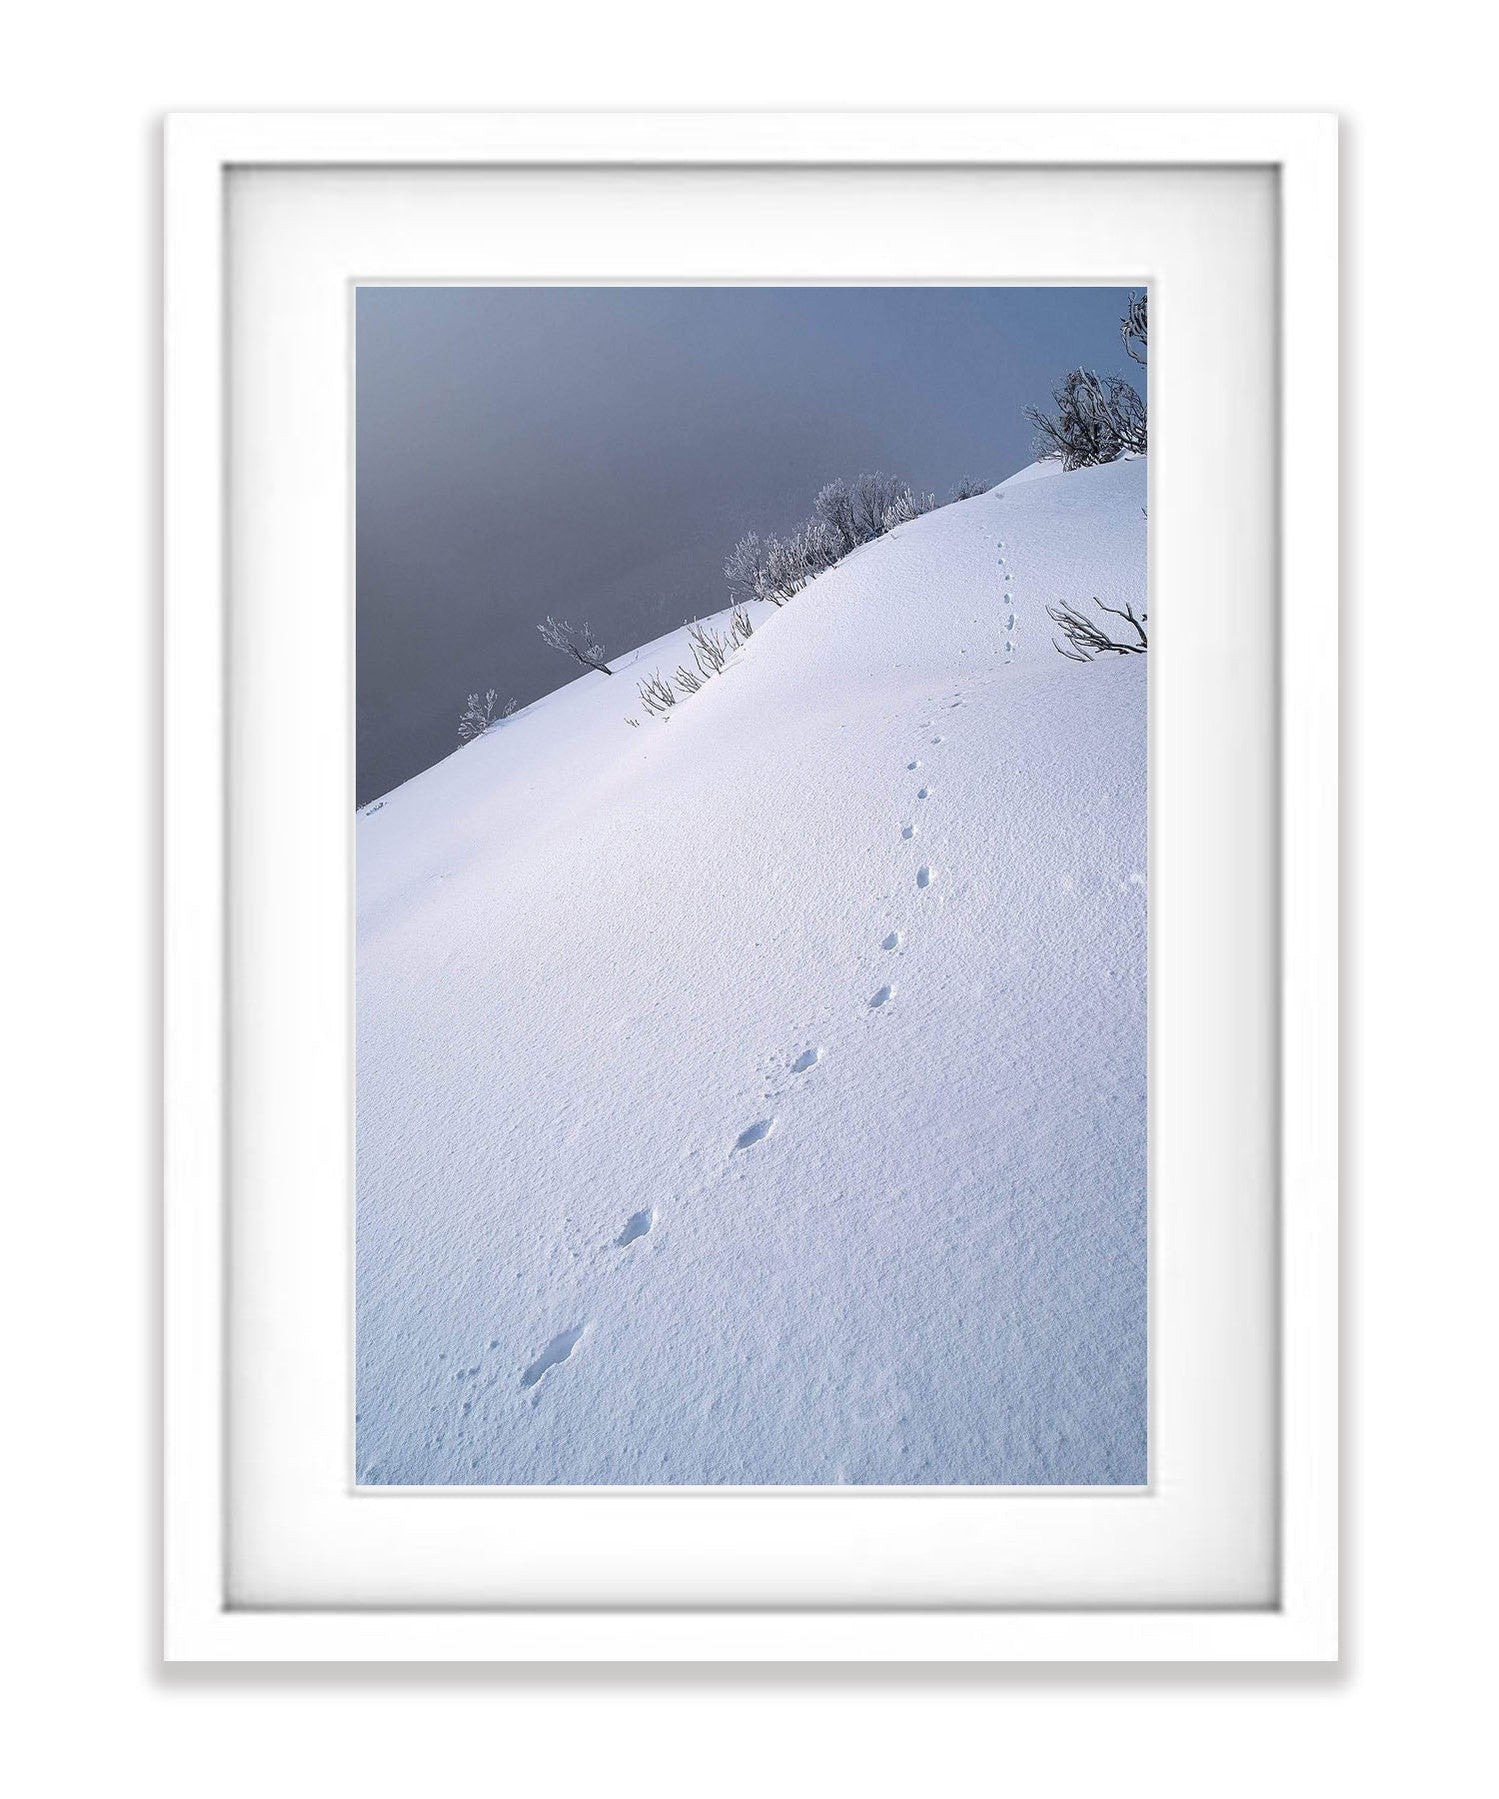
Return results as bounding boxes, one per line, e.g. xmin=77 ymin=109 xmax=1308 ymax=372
xmin=790 ymin=1047 xmax=821 ymax=1074
xmin=869 ymin=984 xmax=895 ymax=1009
xmin=916 ymin=866 xmax=933 ymax=890
xmin=733 ymin=1118 xmax=775 ymax=1152
xmin=917 ymin=786 xmax=931 ymax=800
xmin=930 ymin=736 xmax=944 ymax=745
xmin=882 ymin=931 xmax=903 ymax=951
xmin=519 ymin=1324 xmax=587 ymax=1392
xmin=907 ymin=759 xmax=921 ymax=771
xmin=615 ymin=1208 xmax=654 ymax=1247
xmin=901 ymin=823 xmax=917 ymax=840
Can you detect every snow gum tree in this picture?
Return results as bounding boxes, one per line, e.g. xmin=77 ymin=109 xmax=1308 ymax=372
xmin=1025 ymin=368 xmax=1147 ymax=469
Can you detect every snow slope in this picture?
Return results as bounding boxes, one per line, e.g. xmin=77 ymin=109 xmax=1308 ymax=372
xmin=356 ymin=456 xmax=1147 ymax=1485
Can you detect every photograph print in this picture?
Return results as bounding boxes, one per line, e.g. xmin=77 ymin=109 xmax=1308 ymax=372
xmin=355 ymin=284 xmax=1148 ymax=1486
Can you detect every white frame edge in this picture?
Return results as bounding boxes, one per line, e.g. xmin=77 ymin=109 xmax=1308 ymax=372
xmin=163 ymin=110 xmax=1338 ymax=1664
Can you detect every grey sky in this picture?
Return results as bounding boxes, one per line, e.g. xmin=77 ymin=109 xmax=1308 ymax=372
xmin=356 ymin=285 xmax=1138 ymax=803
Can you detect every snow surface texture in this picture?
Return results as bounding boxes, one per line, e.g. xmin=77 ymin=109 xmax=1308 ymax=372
xmin=356 ymin=456 xmax=1147 ymax=1485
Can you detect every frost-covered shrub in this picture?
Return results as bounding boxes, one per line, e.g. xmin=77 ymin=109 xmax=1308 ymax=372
xmin=538 ymin=614 xmax=612 ymax=674
xmin=689 ymin=620 xmax=735 ymax=677
xmin=1025 ymin=368 xmax=1147 ymax=470
xmin=727 ymin=472 xmax=935 ymax=613
xmin=787 ymin=521 xmax=842 ymax=588
xmin=643 ymin=611 xmax=754 ymax=718
xmin=1047 ymin=596 xmax=1148 ymax=661
xmin=638 ymin=670 xmax=676 ymax=716
xmin=852 ymin=472 xmax=906 ymax=543
xmin=813 ymin=478 xmax=860 ymax=555
xmin=808 ymin=472 xmax=905 ymax=553
xmin=725 ymin=532 xmax=774 ymax=605
xmin=729 ymin=524 xmax=831 ymax=604
xmin=755 ymin=521 xmax=842 ymax=603
xmin=762 ymin=535 xmax=805 ymax=604
xmin=949 ymin=475 xmax=990 ymax=501
xmin=457 ymin=689 xmax=516 ymax=742
xmin=803 ymin=518 xmax=846 ymax=572
xmin=725 ymin=522 xmax=837 ymax=607
xmin=880 ymin=484 xmax=936 ymax=531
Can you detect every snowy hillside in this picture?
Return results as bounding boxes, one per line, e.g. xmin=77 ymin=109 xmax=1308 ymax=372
xmin=356 ymin=455 xmax=1147 ymax=1486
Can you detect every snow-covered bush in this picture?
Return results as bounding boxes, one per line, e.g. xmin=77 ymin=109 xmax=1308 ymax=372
xmin=457 ymin=689 xmax=516 ymax=742
xmin=765 ymin=535 xmax=808 ymax=603
xmin=538 ymin=614 xmax=612 ymax=675
xmin=1047 ymin=596 xmax=1148 ymax=661
xmin=1025 ymin=368 xmax=1147 ymax=470
xmin=813 ymin=478 xmax=861 ymax=555
xmin=688 ymin=620 xmax=735 ymax=676
xmin=779 ymin=521 xmax=842 ymax=595
xmin=727 ymin=472 xmax=935 ymax=613
xmin=752 ymin=537 xmax=795 ymax=606
xmin=639 ymin=611 xmax=754 ymax=725
xmin=725 ymin=524 xmax=836 ymax=607
xmin=803 ymin=518 xmax=846 ymax=573
xmin=949 ymin=475 xmax=990 ymax=501
xmin=638 ymin=670 xmax=676 ymax=716
xmin=851 ymin=472 xmax=907 ymax=543
xmin=725 ymin=532 xmax=774 ymax=605
xmin=880 ymin=484 xmax=937 ymax=531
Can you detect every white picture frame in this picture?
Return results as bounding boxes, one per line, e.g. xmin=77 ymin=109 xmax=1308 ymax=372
xmin=164 ymin=111 xmax=1338 ymax=1663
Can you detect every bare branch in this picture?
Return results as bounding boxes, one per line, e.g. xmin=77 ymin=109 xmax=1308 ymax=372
xmin=1121 ymin=291 xmax=1148 ymax=366
xmin=1045 ymin=596 xmax=1148 ymax=660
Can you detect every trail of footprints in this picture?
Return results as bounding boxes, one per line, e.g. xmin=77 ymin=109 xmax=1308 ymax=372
xmin=1000 ymin=541 xmax=1016 ymax=661
xmin=716 ymin=543 xmax=1020 ymax=1159
xmin=733 ymin=662 xmax=959 ymax=1140
xmin=480 ymin=536 xmax=1012 ymax=1411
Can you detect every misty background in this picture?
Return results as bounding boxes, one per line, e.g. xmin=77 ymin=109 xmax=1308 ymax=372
xmin=356 ymin=285 xmax=1136 ymax=804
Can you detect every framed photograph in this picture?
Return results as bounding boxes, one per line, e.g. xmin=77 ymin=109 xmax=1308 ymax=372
xmin=164 ymin=112 xmax=1337 ymax=1661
